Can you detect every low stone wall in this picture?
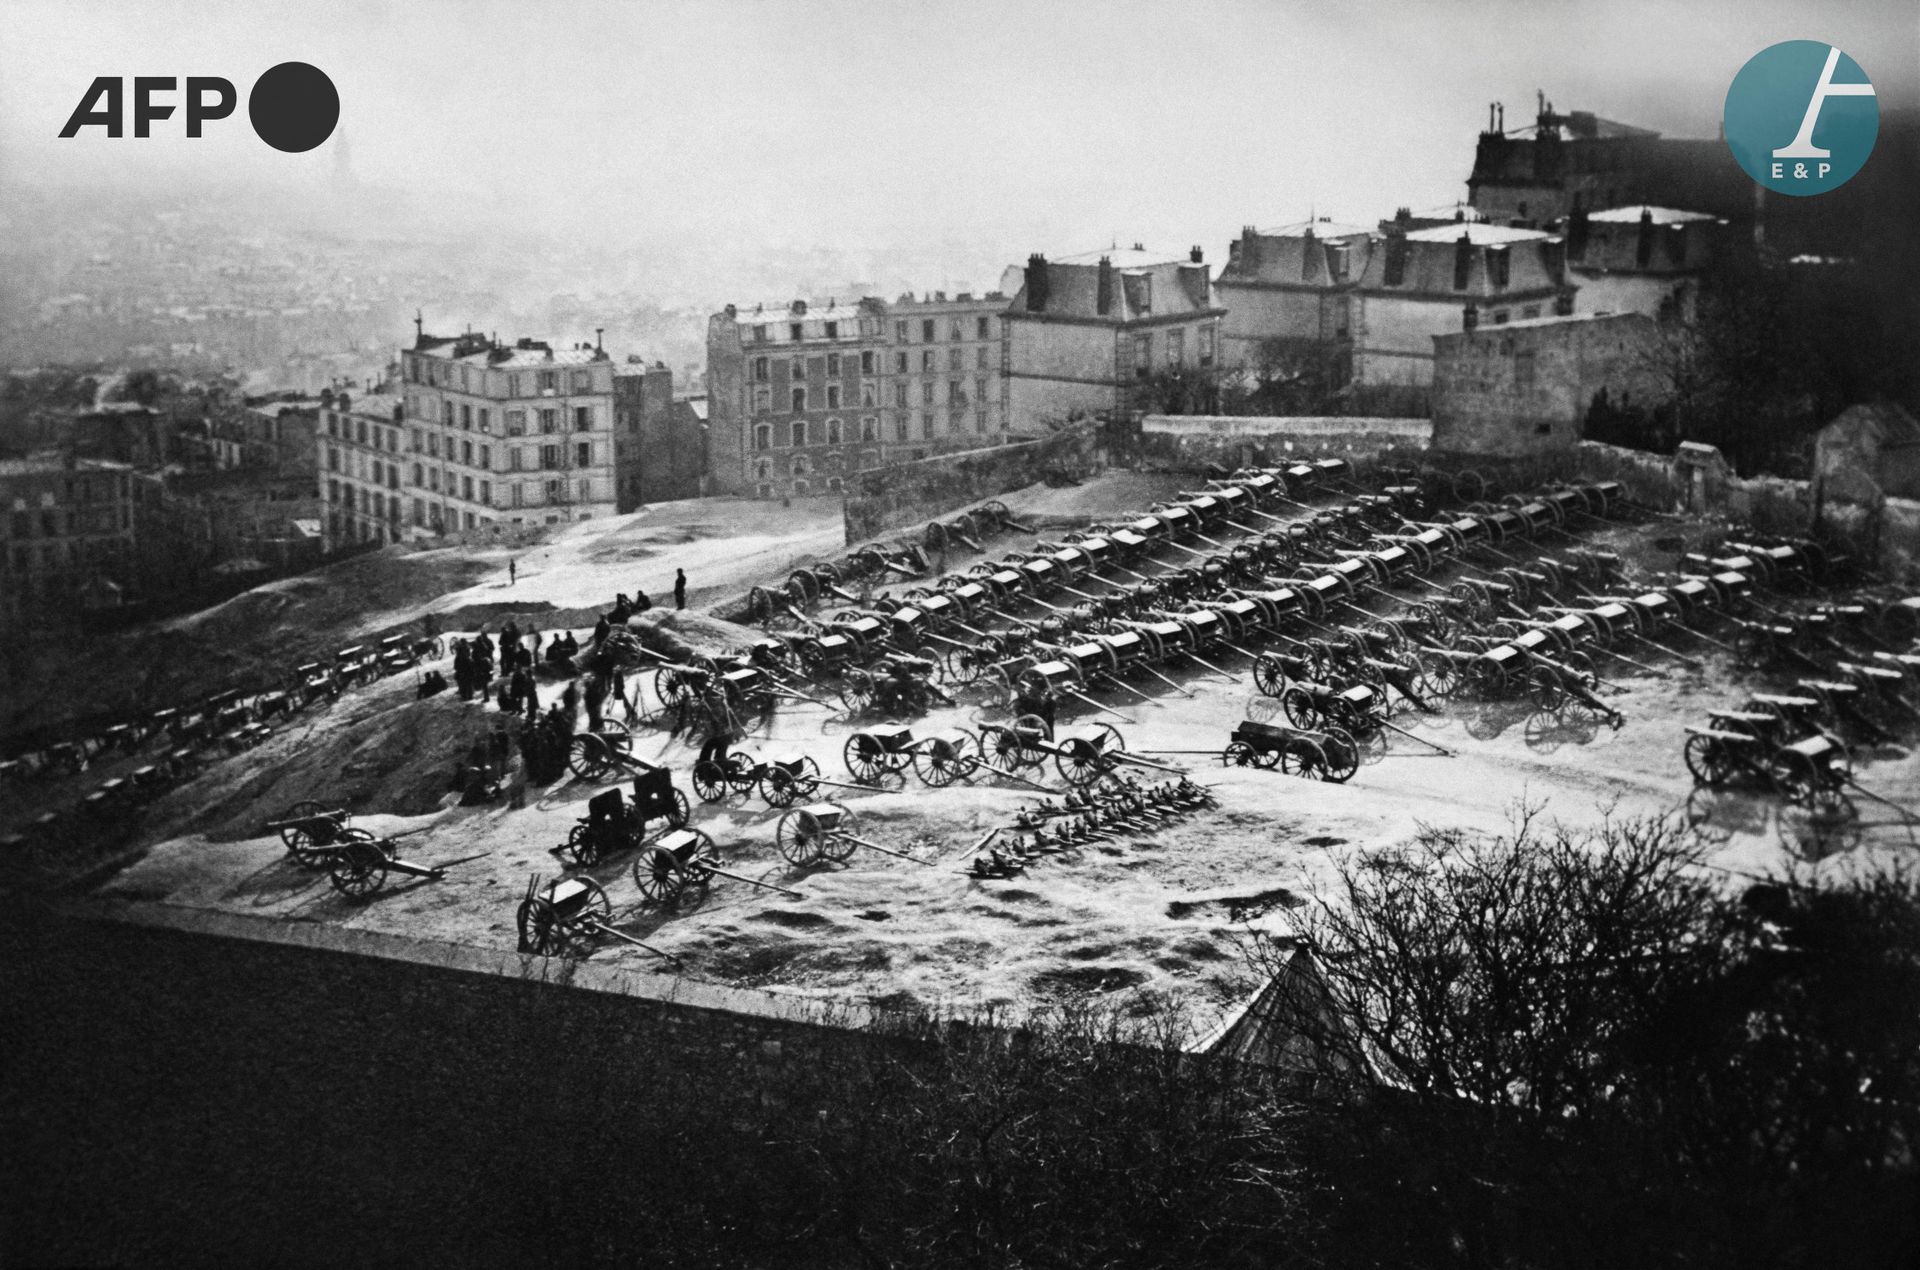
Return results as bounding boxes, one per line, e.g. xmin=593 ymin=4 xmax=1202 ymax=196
xmin=1138 ymin=415 xmax=1433 ymax=472
xmin=1576 ymin=440 xmax=1920 ymax=582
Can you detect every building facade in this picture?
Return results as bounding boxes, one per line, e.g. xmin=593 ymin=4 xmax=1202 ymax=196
xmin=1565 ymin=205 xmax=1723 ymax=320
xmin=705 ymin=292 xmax=1013 ymax=499
xmin=1003 ymin=245 xmax=1225 ymax=429
xmin=1349 ymin=222 xmax=1576 ymax=394
xmin=375 ymin=328 xmax=622 ymax=543
xmin=1215 ymin=220 xmax=1373 ymax=379
xmin=0 ymin=455 xmax=136 ymax=624
xmin=319 ymin=389 xmax=409 ymax=547
xmin=1430 ymin=311 xmax=1662 ymax=456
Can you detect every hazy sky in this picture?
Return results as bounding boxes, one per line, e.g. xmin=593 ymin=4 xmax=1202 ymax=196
xmin=3 ymin=0 xmax=1915 ymax=262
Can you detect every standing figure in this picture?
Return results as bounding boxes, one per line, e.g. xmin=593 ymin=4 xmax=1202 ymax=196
xmin=453 ymin=640 xmax=475 ymax=701
xmin=674 ymin=568 xmax=687 ymax=611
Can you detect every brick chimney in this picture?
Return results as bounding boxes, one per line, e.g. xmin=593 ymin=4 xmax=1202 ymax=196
xmin=1636 ymin=208 xmax=1655 ymax=267
xmin=1453 ymin=233 xmax=1474 ymax=291
xmin=1096 ymin=255 xmax=1114 ymax=316
xmin=1189 ymin=244 xmax=1203 ymax=264
xmin=1024 ymin=254 xmax=1050 ymax=312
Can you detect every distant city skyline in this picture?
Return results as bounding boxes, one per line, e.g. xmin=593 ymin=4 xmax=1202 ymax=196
xmin=5 ymin=0 xmax=1915 ymax=266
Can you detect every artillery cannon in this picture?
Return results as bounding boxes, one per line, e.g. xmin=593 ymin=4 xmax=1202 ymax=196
xmin=775 ymin=802 xmax=931 ymax=867
xmin=516 ymin=874 xmax=677 ymax=961
xmin=631 ymin=827 xmax=802 ymax=906
xmin=552 ymin=777 xmax=691 ymax=867
xmin=262 ymin=802 xmax=458 ymax=901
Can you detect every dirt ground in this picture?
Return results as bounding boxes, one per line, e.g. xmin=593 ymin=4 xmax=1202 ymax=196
xmin=75 ymin=474 xmax=1920 ymax=1035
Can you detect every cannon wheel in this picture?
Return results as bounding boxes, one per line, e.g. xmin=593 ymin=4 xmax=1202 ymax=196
xmin=839 ymin=674 xmax=875 ymax=717
xmin=1314 ymin=727 xmax=1361 ymax=784
xmin=1282 ymin=686 xmax=1320 ymax=730
xmin=1526 ymin=666 xmax=1568 ymax=713
xmin=1252 ymin=655 xmax=1288 ymax=698
xmin=760 ymin=756 xmax=821 ymax=808
xmin=568 ymin=734 xmax=610 ymax=781
xmin=661 ymin=788 xmax=692 ymax=831
xmin=913 ymin=731 xmax=981 ymax=787
xmin=941 ymin=644 xmax=986 ymax=687
xmin=923 ymin=521 xmax=949 ymax=553
xmin=775 ymin=807 xmax=828 ymax=866
xmin=279 ymin=799 xmax=337 ymax=866
xmin=844 ymin=732 xmax=890 ymax=783
xmin=1276 ymin=738 xmax=1316 ymax=777
xmin=1683 ymin=734 xmax=1733 ymax=788
xmin=1766 ymin=749 xmax=1823 ymax=806
xmin=691 ymin=759 xmax=732 ymax=804
xmin=1056 ymin=722 xmax=1124 ymax=786
xmin=560 ymin=822 xmax=600 ymax=867
xmin=327 ymin=831 xmax=389 ymax=901
xmin=1222 ymin=740 xmax=1260 ymax=768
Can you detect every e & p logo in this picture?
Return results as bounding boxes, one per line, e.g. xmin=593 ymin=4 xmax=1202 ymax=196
xmin=1724 ymin=41 xmax=1876 ymax=197
xmin=59 ymin=62 xmax=339 ymax=153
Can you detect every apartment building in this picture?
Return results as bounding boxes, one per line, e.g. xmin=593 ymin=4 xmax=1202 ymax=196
xmin=706 ymin=292 xmax=1014 ymax=498
xmin=381 ymin=327 xmax=621 ymax=542
xmin=0 ymin=454 xmax=135 ymax=623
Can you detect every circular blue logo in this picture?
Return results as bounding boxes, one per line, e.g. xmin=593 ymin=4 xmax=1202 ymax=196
xmin=1724 ymin=41 xmax=1877 ymax=197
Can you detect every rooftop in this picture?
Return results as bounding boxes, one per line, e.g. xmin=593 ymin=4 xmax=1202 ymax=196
xmin=1585 ymin=204 xmax=1723 ymax=225
xmin=1462 ymin=310 xmax=1653 ymax=333
xmin=1403 ymin=222 xmax=1556 ymax=245
xmin=1253 ymin=219 xmax=1374 ymax=239
xmin=342 ymin=392 xmax=404 ymax=420
xmin=1051 ymin=245 xmax=1195 ymax=268
xmin=726 ymin=298 xmax=876 ymax=323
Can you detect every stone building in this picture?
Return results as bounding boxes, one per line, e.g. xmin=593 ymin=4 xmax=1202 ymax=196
xmin=705 ymin=292 xmax=1013 ymax=499
xmin=1002 ymin=245 xmax=1225 ymax=429
xmin=1430 ymin=311 xmax=1662 ymax=456
xmin=707 ymin=297 xmax=888 ymax=498
xmin=1214 ymin=219 xmax=1373 ymax=380
xmin=319 ymin=389 xmax=408 ymax=547
xmin=1565 ymin=205 xmax=1724 ymax=320
xmin=882 ymin=292 xmax=1012 ymax=454
xmin=0 ymin=454 xmax=136 ymax=624
xmin=391 ymin=325 xmax=623 ymax=539
xmin=1349 ymin=222 xmax=1576 ymax=395
xmin=612 ymin=360 xmax=704 ymax=506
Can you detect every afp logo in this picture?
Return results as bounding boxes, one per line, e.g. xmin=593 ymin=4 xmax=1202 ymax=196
xmin=58 ymin=62 xmax=339 ymax=153
xmin=1723 ymin=42 xmax=1877 ymax=197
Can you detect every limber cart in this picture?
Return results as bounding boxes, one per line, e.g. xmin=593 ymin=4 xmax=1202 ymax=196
xmin=690 ymin=735 xmax=823 ymax=807
xmin=842 ymin=725 xmax=986 ymax=787
xmin=1222 ymin=718 xmax=1361 ymax=783
xmin=976 ymin=718 xmax=1181 ymax=786
xmin=552 ymin=779 xmax=691 ymax=867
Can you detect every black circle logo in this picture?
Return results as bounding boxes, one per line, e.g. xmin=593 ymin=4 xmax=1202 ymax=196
xmin=248 ymin=62 xmax=339 ymax=152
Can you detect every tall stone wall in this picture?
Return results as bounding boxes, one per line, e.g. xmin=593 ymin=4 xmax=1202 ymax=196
xmin=842 ymin=430 xmax=1092 ymax=546
xmin=1137 ymin=415 xmax=1432 ymax=472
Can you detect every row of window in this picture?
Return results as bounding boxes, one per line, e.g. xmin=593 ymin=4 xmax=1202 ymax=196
xmin=328 ymin=474 xmax=599 ymax=515
xmin=407 ymin=357 xmax=603 ymax=399
xmin=748 ymin=315 xmax=995 ymax=345
xmin=750 ymin=409 xmax=994 ymax=451
xmin=1129 ymin=326 xmax=1218 ymax=376
xmin=753 ymin=377 xmax=995 ymax=415
xmin=5 ymin=505 xmax=132 ymax=540
xmin=401 ymin=395 xmax=601 ymax=436
xmin=751 ymin=343 xmax=997 ymax=384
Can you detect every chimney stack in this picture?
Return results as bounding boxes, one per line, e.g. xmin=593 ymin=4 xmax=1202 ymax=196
xmin=1025 ymin=254 xmax=1051 ymax=312
xmin=1189 ymin=244 xmax=1203 ymax=263
xmin=1462 ymin=303 xmax=1480 ymax=331
xmin=595 ymin=327 xmax=604 ymax=352
xmin=1453 ymin=233 xmax=1474 ymax=291
xmin=1636 ymin=208 xmax=1655 ymax=267
xmin=1096 ymin=255 xmax=1114 ymax=316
